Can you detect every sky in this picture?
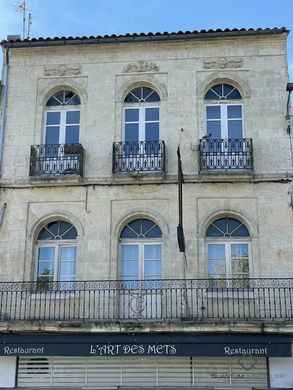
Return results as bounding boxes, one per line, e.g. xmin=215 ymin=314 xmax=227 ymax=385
xmin=0 ymin=0 xmax=293 ymax=79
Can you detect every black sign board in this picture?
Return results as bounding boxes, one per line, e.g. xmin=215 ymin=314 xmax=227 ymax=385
xmin=0 ymin=333 xmax=291 ymax=358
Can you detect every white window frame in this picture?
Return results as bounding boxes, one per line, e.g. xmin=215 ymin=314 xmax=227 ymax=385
xmin=44 ymin=106 xmax=80 ymax=145
xmin=123 ymin=104 xmax=160 ymax=142
xmin=35 ymin=241 xmax=77 ymax=282
xmin=206 ymin=240 xmax=251 ymax=280
xmin=205 ymin=102 xmax=244 ymax=139
xmin=120 ymin=239 xmax=162 ymax=281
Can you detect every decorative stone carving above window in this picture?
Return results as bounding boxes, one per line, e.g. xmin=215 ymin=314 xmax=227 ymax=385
xmin=44 ymin=64 xmax=82 ymax=77
xmin=203 ymin=57 xmax=243 ymax=69
xmin=123 ymin=61 xmax=160 ymax=73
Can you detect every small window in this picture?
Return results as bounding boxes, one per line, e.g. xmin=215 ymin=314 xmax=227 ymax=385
xmin=206 ymin=217 xmax=249 ymax=238
xmin=125 ymin=87 xmax=160 ymax=103
xmin=46 ymin=90 xmax=80 ymax=106
xmin=205 ymin=83 xmax=241 ymax=100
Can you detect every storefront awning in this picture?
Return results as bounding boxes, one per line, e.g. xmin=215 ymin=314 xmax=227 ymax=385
xmin=0 ymin=333 xmax=291 ymax=357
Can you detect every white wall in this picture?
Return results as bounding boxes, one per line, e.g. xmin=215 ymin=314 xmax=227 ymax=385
xmin=0 ymin=357 xmax=16 ymax=388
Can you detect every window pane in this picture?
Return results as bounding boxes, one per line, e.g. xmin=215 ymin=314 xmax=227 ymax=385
xmin=225 ymin=88 xmax=241 ymax=99
xmin=143 ymin=88 xmax=160 ymax=102
xmin=206 ymin=225 xmax=223 ymax=237
xmin=206 ymin=106 xmax=220 ymax=120
xmin=125 ymin=123 xmax=139 ymax=142
xmin=61 ymin=224 xmax=78 ymax=239
xmin=228 ymin=120 xmax=242 ymax=139
xmin=38 ymin=228 xmax=54 ymax=240
xmin=231 ymin=224 xmax=250 ymax=237
xmin=60 ymin=261 xmax=76 ymax=277
xmin=207 ymin=121 xmax=221 ymax=139
xmin=208 ymin=259 xmax=226 ymax=278
xmin=65 ymin=126 xmax=79 ymax=144
xmin=208 ymin=244 xmax=226 ymax=278
xmin=60 ymin=246 xmax=76 ymax=261
xmin=144 ymin=261 xmax=161 ymax=276
xmin=143 ymin=220 xmax=162 ymax=238
xmin=145 ymin=108 xmax=159 ymax=121
xmin=144 ymin=245 xmax=161 ymax=260
xmin=227 ymin=105 xmax=242 ymax=119
xmin=46 ymin=96 xmax=61 ymax=106
xmin=121 ymin=260 xmax=138 ymax=276
xmin=38 ymin=247 xmax=55 ymax=260
xmin=37 ymin=262 xmax=54 ymax=277
xmin=125 ymin=88 xmax=141 ymax=103
xmin=231 ymin=243 xmax=249 ymax=258
xmin=45 ymin=127 xmax=60 ymax=144
xmin=65 ymin=91 xmax=80 ymax=105
xmin=208 ymin=244 xmax=225 ymax=258
xmin=231 ymin=259 xmax=249 ymax=275
xmin=145 ymin=123 xmax=159 ymax=141
xmin=206 ymin=218 xmax=249 ymax=238
xmin=125 ymin=109 xmax=139 ymax=122
xmin=205 ymin=89 xmax=219 ymax=100
xmin=121 ymin=245 xmax=139 ymax=260
xmin=66 ymin=111 xmax=80 ymax=124
xmin=46 ymin=112 xmax=60 ymax=125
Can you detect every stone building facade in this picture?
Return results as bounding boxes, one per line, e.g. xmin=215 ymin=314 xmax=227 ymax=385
xmin=0 ymin=27 xmax=293 ymax=389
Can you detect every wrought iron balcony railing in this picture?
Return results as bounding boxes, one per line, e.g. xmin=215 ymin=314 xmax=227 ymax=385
xmin=0 ymin=278 xmax=292 ymax=323
xmin=29 ymin=144 xmax=84 ymax=177
xmin=112 ymin=141 xmax=165 ymax=174
xmin=199 ymin=138 xmax=253 ymax=171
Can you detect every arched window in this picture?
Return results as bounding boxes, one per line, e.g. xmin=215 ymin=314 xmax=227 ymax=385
xmin=124 ymin=86 xmax=160 ymax=144
xmin=45 ymin=89 xmax=80 ymax=146
xmin=120 ymin=218 xmax=162 ymax=281
xmin=204 ymin=83 xmax=243 ymax=140
xmin=206 ymin=217 xmax=250 ymax=280
xmin=35 ymin=220 xmax=77 ymax=283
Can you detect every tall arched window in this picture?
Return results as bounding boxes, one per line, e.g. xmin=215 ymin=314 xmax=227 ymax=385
xmin=204 ymin=83 xmax=243 ymax=140
xmin=200 ymin=83 xmax=252 ymax=170
xmin=124 ymin=86 xmax=160 ymax=144
xmin=45 ymin=90 xmax=80 ymax=146
xmin=120 ymin=218 xmax=162 ymax=281
xmin=35 ymin=220 xmax=77 ymax=283
xmin=206 ymin=217 xmax=250 ymax=280
xmin=113 ymin=86 xmax=164 ymax=173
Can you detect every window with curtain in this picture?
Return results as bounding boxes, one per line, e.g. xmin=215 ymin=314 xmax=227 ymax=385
xmin=45 ymin=90 xmax=80 ymax=146
xmin=120 ymin=218 xmax=162 ymax=282
xmin=124 ymin=87 xmax=160 ymax=145
xmin=204 ymin=83 xmax=243 ymax=141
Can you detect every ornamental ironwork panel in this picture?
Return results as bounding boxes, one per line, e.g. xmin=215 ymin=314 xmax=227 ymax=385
xmin=0 ymin=278 xmax=292 ymax=323
xmin=29 ymin=144 xmax=84 ymax=177
xmin=112 ymin=141 xmax=165 ymax=173
xmin=199 ymin=138 xmax=253 ymax=170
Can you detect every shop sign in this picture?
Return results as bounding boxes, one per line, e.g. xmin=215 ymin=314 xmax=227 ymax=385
xmin=0 ymin=333 xmax=291 ymax=357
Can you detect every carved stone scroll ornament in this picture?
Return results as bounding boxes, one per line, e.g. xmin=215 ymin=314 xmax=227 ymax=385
xmin=123 ymin=61 xmax=160 ymax=73
xmin=44 ymin=64 xmax=82 ymax=76
xmin=203 ymin=57 xmax=243 ymax=69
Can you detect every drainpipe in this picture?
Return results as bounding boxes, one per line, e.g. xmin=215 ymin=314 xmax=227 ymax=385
xmin=286 ymin=83 xmax=293 ymax=167
xmin=0 ymin=46 xmax=10 ymax=174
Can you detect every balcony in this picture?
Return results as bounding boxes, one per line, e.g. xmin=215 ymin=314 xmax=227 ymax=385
xmin=0 ymin=278 xmax=292 ymax=323
xmin=29 ymin=144 xmax=84 ymax=177
xmin=199 ymin=138 xmax=253 ymax=171
xmin=113 ymin=141 xmax=165 ymax=174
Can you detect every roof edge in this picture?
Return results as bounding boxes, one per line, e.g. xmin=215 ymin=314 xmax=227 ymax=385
xmin=1 ymin=27 xmax=289 ymax=49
